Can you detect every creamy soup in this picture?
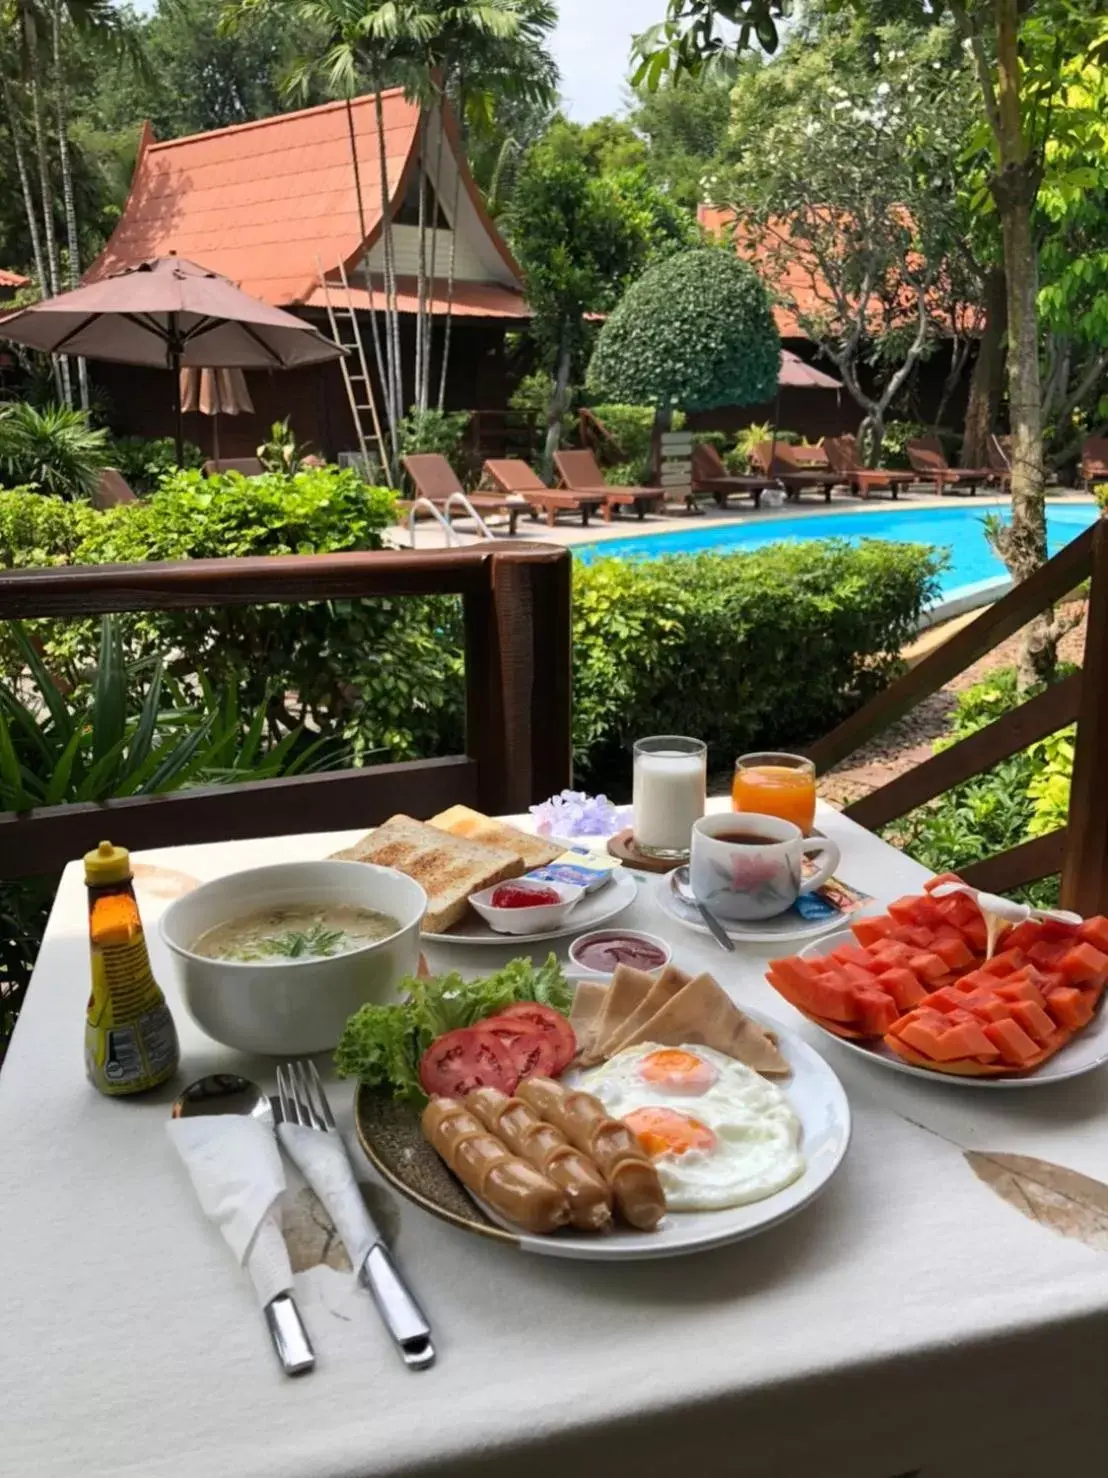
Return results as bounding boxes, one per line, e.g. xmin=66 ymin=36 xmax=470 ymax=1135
xmin=193 ymin=904 xmax=399 ymax=963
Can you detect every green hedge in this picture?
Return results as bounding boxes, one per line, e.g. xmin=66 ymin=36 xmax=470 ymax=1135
xmin=0 ymin=480 xmax=941 ymax=788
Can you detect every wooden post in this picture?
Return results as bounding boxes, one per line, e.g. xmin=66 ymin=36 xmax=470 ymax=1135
xmin=464 ymin=548 xmax=572 ymax=814
xmin=1060 ymin=519 xmax=1108 ymax=915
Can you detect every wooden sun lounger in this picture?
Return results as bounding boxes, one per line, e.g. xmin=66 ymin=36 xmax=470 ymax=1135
xmin=906 ymin=436 xmax=996 ymax=495
xmin=822 ymin=435 xmax=915 ymax=500
xmin=553 ymin=449 xmax=665 ymax=520
xmin=401 ymin=454 xmax=523 ymax=534
xmin=690 ymin=444 xmax=773 ymax=508
xmin=95 ymin=468 xmax=139 ymax=509
xmin=1081 ymin=436 xmax=1108 ymax=493
xmin=202 ymin=457 xmax=265 ymax=477
xmin=482 ymin=459 xmax=609 ymax=526
xmin=748 ymin=441 xmax=840 ymax=502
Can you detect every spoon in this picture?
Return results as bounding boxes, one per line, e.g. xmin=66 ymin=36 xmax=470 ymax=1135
xmin=172 ymin=1074 xmax=315 ymax=1377
xmin=671 ymin=867 xmax=735 ymax=953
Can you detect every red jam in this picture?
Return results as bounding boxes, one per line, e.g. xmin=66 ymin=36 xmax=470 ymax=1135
xmin=574 ymin=934 xmax=668 ymax=972
xmin=490 ymin=883 xmax=562 ymax=909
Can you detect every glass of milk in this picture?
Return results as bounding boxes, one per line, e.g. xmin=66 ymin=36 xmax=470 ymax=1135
xmin=633 ymin=736 xmax=707 ymax=859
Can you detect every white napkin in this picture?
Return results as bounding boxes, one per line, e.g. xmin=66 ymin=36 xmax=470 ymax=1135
xmin=277 ymin=1123 xmax=378 ymax=1276
xmin=167 ymin=1116 xmax=294 ymax=1309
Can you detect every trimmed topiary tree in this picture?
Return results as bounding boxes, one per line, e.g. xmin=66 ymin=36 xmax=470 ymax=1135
xmin=587 ymin=246 xmax=780 ymax=477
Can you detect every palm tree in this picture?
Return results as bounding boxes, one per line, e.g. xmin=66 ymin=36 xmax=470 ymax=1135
xmin=0 ymin=55 xmax=49 ymax=299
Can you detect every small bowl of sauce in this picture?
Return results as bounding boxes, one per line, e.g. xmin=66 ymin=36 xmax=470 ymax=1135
xmin=569 ymin=929 xmax=672 ymax=976
xmin=469 ymin=879 xmax=585 ymax=936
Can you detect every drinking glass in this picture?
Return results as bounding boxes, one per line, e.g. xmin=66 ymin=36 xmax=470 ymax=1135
xmin=732 ymin=751 xmax=817 ymax=834
xmin=633 ymin=736 xmax=707 ymax=860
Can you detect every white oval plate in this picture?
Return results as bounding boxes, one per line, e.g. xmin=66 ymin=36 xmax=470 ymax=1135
xmin=653 ymin=871 xmax=847 ymax=946
xmin=796 ymin=929 xmax=1108 ymax=1089
xmin=357 ymin=1007 xmax=851 ymax=1260
xmin=421 ymin=869 xmax=637 ymax=945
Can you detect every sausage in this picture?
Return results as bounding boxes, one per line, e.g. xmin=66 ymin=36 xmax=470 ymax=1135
xmin=420 ymin=1097 xmax=570 ymax=1235
xmin=515 ymin=1077 xmax=667 ymax=1231
xmin=466 ymin=1087 xmax=614 ymax=1232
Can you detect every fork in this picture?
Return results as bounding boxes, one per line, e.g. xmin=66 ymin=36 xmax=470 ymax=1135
xmin=275 ymin=1061 xmax=435 ymax=1370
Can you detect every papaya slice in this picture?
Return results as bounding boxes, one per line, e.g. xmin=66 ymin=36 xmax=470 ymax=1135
xmin=1046 ymin=985 xmax=1095 ymax=1032
xmin=852 ymin=916 xmax=895 ymax=947
xmin=765 ymin=969 xmax=875 ymax=1040
xmin=1078 ymin=916 xmax=1108 ymax=954
xmin=983 ymin=1017 xmax=1041 ymax=1065
xmin=924 ymin=871 xmax=966 ymax=894
xmin=884 ymin=1036 xmax=1014 ymax=1077
xmin=1060 ymin=941 xmax=1108 ymax=988
xmin=875 ymin=966 xmax=929 ymax=1011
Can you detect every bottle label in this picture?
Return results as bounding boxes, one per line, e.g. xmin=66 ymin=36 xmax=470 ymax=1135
xmin=86 ymin=935 xmax=179 ymax=1095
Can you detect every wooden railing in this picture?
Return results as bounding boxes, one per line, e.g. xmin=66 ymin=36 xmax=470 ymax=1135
xmin=0 ymin=544 xmax=572 ymax=881
xmin=809 ymin=517 xmax=1108 ymax=915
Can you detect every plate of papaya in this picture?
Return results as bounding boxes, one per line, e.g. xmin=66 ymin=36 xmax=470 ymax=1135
xmin=765 ymin=873 xmax=1108 ymax=1087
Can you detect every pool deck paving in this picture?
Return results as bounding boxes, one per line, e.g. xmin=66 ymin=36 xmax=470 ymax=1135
xmin=393 ymin=483 xmax=1095 ymax=551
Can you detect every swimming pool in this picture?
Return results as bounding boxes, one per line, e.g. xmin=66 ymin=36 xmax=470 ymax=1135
xmin=573 ymin=500 xmax=1099 ymax=603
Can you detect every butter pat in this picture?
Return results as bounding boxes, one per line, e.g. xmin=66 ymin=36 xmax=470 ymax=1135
xmin=526 ymin=848 xmax=619 ymax=894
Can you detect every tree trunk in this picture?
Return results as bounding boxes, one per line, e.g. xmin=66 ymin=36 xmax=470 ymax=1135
xmin=0 ymin=70 xmax=49 ymax=300
xmin=414 ymin=109 xmax=428 ymax=414
xmin=52 ymin=8 xmax=88 ymax=411
xmin=541 ymin=333 xmax=573 ymax=483
xmin=962 ymin=266 xmax=1007 ymax=467
xmin=437 ymin=168 xmax=463 ymax=413
xmin=422 ymin=99 xmax=446 ymax=414
xmin=373 ymin=86 xmax=403 ymax=434
xmin=24 ymin=18 xmax=69 ymax=404
xmin=933 ymin=334 xmax=970 ymax=436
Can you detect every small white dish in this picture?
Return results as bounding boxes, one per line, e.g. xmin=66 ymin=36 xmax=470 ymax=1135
xmin=794 ymin=929 xmax=1108 ymax=1089
xmin=654 ymin=871 xmax=844 ymax=945
xmin=468 ymin=879 xmax=584 ymax=936
xmin=422 ymin=869 xmax=638 ymax=945
xmin=568 ymin=928 xmax=672 ymax=976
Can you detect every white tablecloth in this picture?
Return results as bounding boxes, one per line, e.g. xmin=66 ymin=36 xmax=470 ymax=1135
xmin=3 ymin=802 xmax=1108 ymax=1478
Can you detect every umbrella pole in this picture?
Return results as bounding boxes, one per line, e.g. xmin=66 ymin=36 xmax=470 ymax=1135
xmin=172 ymin=347 xmax=184 ymax=466
xmin=770 ymin=384 xmax=781 ymax=466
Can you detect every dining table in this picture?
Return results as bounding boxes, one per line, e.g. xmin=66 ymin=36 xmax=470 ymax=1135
xmin=3 ymin=798 xmax=1108 ymax=1478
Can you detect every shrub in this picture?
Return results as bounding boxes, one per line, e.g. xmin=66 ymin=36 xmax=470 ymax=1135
xmin=886 ymin=665 xmax=1077 ymax=907
xmin=396 ymin=409 xmax=472 ymax=469
xmin=1094 ymin=482 xmax=1108 ymax=510
xmin=589 ymin=404 xmax=686 ymax=468
xmin=587 ymin=247 xmax=780 ymax=414
xmin=603 ymin=459 xmax=649 ymax=487
xmin=109 ymin=435 xmax=203 ymax=493
xmin=880 ymin=419 xmax=929 ymax=469
xmin=572 ymin=539 xmax=943 ymax=788
xmin=0 ymin=402 xmax=110 ymax=500
xmin=0 ymin=488 xmax=96 ymax=569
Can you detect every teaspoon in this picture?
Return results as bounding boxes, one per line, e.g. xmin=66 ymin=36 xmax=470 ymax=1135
xmin=671 ymin=867 xmax=735 ymax=953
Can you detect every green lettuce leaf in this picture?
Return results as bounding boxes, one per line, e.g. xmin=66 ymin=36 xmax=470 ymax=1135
xmin=334 ymin=953 xmax=573 ymax=1102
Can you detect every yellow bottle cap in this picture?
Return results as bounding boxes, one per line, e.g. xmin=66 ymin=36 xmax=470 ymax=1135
xmin=84 ymin=840 xmax=132 ymax=885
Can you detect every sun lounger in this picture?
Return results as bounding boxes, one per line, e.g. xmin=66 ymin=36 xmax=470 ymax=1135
xmin=553 ymin=449 xmax=665 ymax=520
xmin=906 ymin=436 xmax=995 ymax=494
xmin=1081 ymin=436 xmax=1108 ymax=493
xmin=94 ymin=468 xmax=139 ymax=509
xmin=401 ymin=454 xmax=524 ymax=534
xmin=690 ymin=444 xmax=773 ymax=508
xmin=202 ymin=457 xmax=265 ymax=477
xmin=748 ymin=441 xmax=840 ymax=502
xmin=822 ymin=435 xmax=914 ymax=500
xmin=987 ymin=434 xmax=1013 ymax=490
xmin=482 ymin=459 xmax=609 ymax=527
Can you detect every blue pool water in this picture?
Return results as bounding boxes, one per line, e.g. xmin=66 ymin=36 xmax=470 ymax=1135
xmin=574 ymin=501 xmax=1099 ymax=603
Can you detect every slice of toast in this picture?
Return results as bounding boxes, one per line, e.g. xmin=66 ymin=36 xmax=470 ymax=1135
xmin=333 ymin=815 xmax=522 ymax=933
xmin=578 ymin=965 xmax=655 ymax=1067
xmin=569 ymin=980 xmax=610 ymax=1064
xmin=600 ymin=964 xmax=691 ymax=1060
xmin=617 ymin=973 xmax=790 ymax=1076
xmin=428 ymin=805 xmax=563 ymax=871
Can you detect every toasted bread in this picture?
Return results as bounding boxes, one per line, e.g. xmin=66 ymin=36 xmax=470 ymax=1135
xmin=333 ymin=815 xmax=522 ymax=933
xmin=618 ymin=973 xmax=790 ymax=1076
xmin=600 ymin=964 xmax=691 ymax=1059
xmin=428 ymin=805 xmax=563 ymax=871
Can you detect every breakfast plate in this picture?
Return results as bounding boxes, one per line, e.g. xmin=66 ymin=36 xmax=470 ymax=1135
xmin=797 ymin=929 xmax=1108 ymax=1088
xmin=653 ymin=871 xmax=846 ymax=945
xmin=354 ymin=1007 xmax=851 ymax=1260
xmin=421 ymin=869 xmax=638 ymax=945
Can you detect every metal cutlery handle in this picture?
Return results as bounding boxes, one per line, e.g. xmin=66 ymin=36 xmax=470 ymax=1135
xmin=696 ymin=899 xmax=735 ymax=952
xmin=264 ymin=1292 xmax=315 ymax=1376
xmin=360 ymin=1244 xmax=435 ymax=1370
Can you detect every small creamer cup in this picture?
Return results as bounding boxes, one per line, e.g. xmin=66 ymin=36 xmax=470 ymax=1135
xmin=689 ymin=813 xmax=841 ymax=922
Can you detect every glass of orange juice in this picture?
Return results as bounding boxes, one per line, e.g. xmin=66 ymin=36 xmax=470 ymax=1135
xmin=732 ymin=752 xmax=817 ymax=834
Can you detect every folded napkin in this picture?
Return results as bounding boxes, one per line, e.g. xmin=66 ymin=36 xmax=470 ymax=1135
xmin=167 ymin=1116 xmax=294 ymax=1309
xmin=277 ymin=1122 xmax=377 ymax=1276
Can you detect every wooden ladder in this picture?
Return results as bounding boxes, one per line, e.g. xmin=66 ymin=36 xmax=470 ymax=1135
xmin=315 ymin=256 xmax=386 ymax=478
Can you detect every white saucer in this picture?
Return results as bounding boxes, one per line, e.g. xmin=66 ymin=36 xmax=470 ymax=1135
xmin=653 ymin=871 xmax=847 ymax=945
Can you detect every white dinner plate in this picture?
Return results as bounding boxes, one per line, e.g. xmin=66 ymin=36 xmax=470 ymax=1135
xmin=652 ymin=871 xmax=848 ymax=945
xmin=795 ymin=929 xmax=1108 ymax=1088
xmin=355 ymin=1006 xmax=851 ymax=1260
xmin=421 ymin=869 xmax=637 ymax=945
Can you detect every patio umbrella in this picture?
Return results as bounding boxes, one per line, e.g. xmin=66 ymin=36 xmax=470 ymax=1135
xmin=770 ymin=349 xmax=842 ymax=464
xmin=179 ymin=366 xmax=255 ymax=463
xmin=0 ymin=255 xmax=343 ymax=463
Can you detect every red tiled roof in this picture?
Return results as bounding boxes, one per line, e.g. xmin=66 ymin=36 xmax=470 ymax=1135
xmin=85 ymin=91 xmax=524 ymax=315
xmin=0 ymin=268 xmax=29 ymax=289
xmin=303 ymin=276 xmax=531 ymax=319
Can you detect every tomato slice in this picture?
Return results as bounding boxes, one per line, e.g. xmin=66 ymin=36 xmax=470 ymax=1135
xmin=418 ymin=1026 xmax=518 ymax=1099
xmin=480 ymin=1017 xmax=559 ymax=1080
xmin=497 ymin=1002 xmax=576 ymax=1074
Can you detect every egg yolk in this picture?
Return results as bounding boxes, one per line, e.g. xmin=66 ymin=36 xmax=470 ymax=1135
xmin=624 ymin=1107 xmax=717 ymax=1158
xmin=637 ymin=1048 xmax=718 ymax=1095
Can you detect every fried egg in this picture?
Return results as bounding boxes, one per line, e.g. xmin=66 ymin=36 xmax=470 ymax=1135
xmin=577 ymin=1042 xmax=804 ymax=1211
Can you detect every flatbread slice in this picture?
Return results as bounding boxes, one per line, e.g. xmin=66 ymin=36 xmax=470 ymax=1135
xmin=618 ymin=972 xmax=789 ymax=1076
xmin=569 ymin=981 xmax=609 ymax=1065
xmin=428 ymin=805 xmax=563 ymax=871
xmin=578 ymin=964 xmax=655 ymax=1068
xmin=600 ymin=964 xmax=691 ymax=1059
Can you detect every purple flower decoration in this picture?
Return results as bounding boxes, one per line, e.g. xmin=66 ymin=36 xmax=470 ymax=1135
xmin=530 ymin=790 xmax=632 ymax=838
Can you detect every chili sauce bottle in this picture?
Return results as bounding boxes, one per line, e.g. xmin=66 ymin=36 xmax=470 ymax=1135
xmin=84 ymin=840 xmax=180 ymax=1095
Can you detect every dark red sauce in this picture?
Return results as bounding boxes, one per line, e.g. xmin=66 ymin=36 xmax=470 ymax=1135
xmin=490 ymin=883 xmax=562 ymax=909
xmin=574 ymin=933 xmax=668 ymax=972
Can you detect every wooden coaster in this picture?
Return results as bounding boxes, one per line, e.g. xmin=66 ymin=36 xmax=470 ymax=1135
xmin=607 ymin=828 xmax=684 ymax=874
